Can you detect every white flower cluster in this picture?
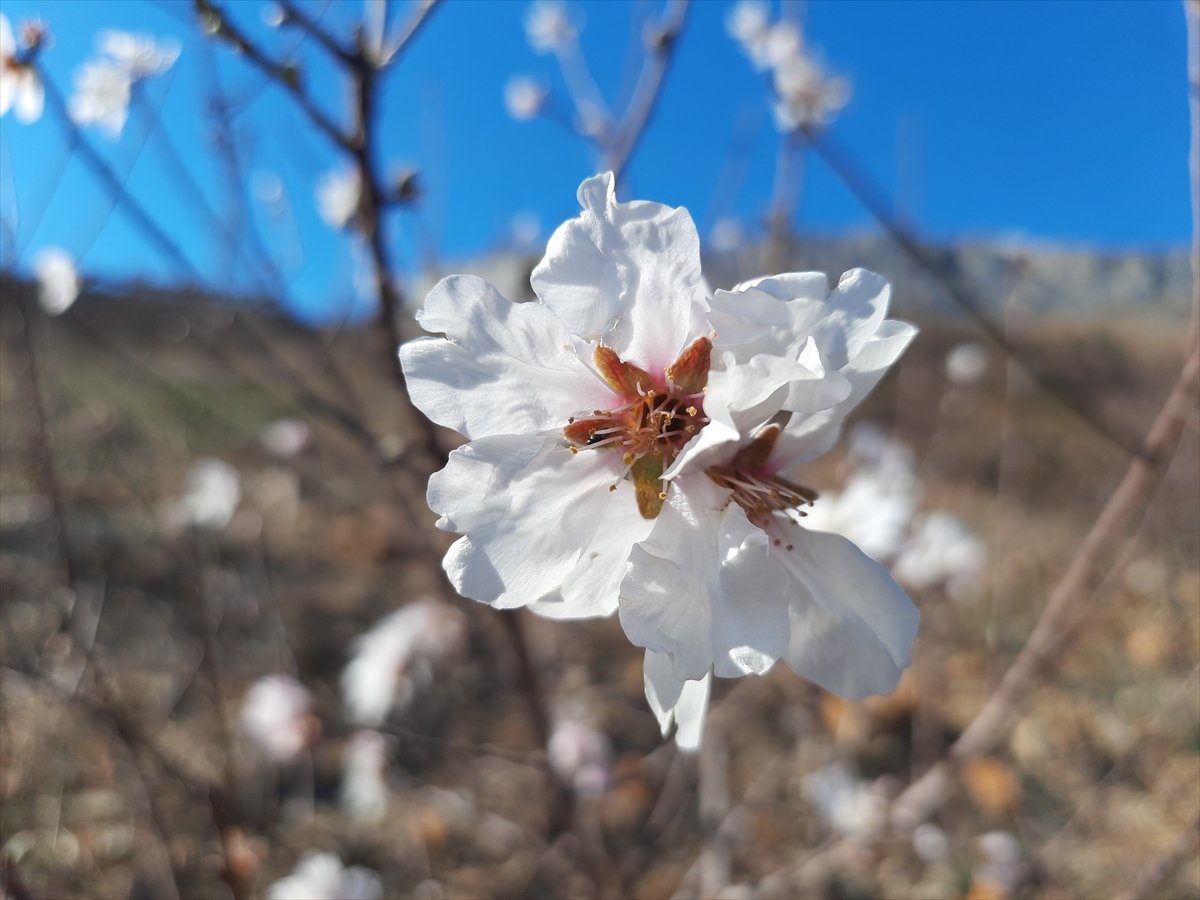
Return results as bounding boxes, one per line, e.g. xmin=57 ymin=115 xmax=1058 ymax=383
xmin=341 ymin=599 xmax=466 ymax=725
xmin=726 ymin=1 xmax=850 ymax=132
xmin=265 ymin=852 xmax=383 ymax=900
xmin=70 ymin=30 xmax=179 ymax=138
xmin=33 ymin=248 xmax=81 ymax=315
xmin=316 ymin=169 xmax=362 ymax=230
xmin=0 ymin=15 xmax=46 ymax=123
xmin=238 ymin=675 xmax=317 ymax=764
xmin=401 ymin=173 xmax=920 ymax=749
xmin=806 ymin=422 xmax=988 ymax=601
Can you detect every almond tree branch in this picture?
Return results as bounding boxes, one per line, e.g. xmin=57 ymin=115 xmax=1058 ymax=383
xmin=194 ymin=0 xmax=351 ymax=150
xmin=890 ymin=330 xmax=1200 ymax=829
xmin=36 ymin=71 xmax=200 ymax=281
xmin=276 ymin=0 xmax=356 ymax=65
xmin=802 ymin=124 xmax=1154 ymax=462
xmin=606 ymin=0 xmax=689 ymax=186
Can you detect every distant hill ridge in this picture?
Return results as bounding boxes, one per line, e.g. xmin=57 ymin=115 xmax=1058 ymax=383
xmin=4 ymin=234 xmax=1192 ymax=325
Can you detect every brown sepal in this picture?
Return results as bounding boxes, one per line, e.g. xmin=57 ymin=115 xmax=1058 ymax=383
xmin=729 ymin=423 xmax=782 ymax=474
xmin=665 ymin=336 xmax=713 ymax=395
xmin=595 ymin=345 xmax=656 ymax=401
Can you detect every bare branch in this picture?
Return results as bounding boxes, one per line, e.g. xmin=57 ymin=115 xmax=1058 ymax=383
xmin=277 ymin=0 xmax=356 ymax=65
xmin=194 ymin=0 xmax=352 ymax=150
xmin=36 ymin=71 xmax=200 ymax=281
xmin=802 ymin=124 xmax=1154 ymax=462
xmin=606 ymin=0 xmax=690 ymax=186
xmin=891 ymin=337 xmax=1200 ymax=829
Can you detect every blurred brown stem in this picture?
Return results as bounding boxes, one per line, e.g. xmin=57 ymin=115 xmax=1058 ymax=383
xmin=891 ymin=333 xmax=1200 ymax=828
xmin=802 ymin=124 xmax=1152 ymax=462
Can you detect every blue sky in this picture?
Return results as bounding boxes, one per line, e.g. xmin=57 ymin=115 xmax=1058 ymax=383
xmin=0 ymin=0 xmax=1191 ymax=320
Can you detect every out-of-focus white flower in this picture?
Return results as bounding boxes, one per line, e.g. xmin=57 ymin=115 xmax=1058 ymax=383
xmin=761 ymin=20 xmax=802 ymax=70
xmin=802 ymin=467 xmax=917 ymax=564
xmin=846 ymin=421 xmax=916 ymax=476
xmin=802 ymin=761 xmax=887 ymax=840
xmin=260 ymin=419 xmax=310 ymax=459
xmin=98 ymin=30 xmax=180 ymax=79
xmin=709 ymin=217 xmax=744 ymax=254
xmin=164 ymin=458 xmax=241 ymax=530
xmin=316 ymin=169 xmax=362 ymax=230
xmin=69 ymin=60 xmax=132 ymax=137
xmin=945 ymin=341 xmax=989 ymax=386
xmin=510 ymin=211 xmax=541 ymax=250
xmin=69 ymin=31 xmax=178 ymax=138
xmin=504 ymin=75 xmax=546 ymax=121
xmin=262 ymin=3 xmax=287 ymax=28
xmin=399 ymin=173 xmax=918 ymax=750
xmin=912 ymin=822 xmax=950 ymax=864
xmin=974 ymin=831 xmax=1024 ymax=896
xmin=238 ymin=675 xmax=316 ymax=764
xmin=548 ymin=718 xmax=612 ymax=797
xmin=341 ymin=730 xmax=389 ymax=822
xmin=33 ymin=247 xmax=80 ymax=315
xmin=771 ymin=54 xmax=850 ymax=132
xmin=894 ymin=511 xmax=987 ymax=600
xmin=0 ymin=15 xmax=45 ymax=123
xmin=725 ymin=1 xmax=770 ymax=67
xmin=265 ymin=852 xmax=383 ymax=900
xmin=341 ymin=599 xmax=466 ymax=724
xmin=524 ymin=1 xmax=577 ymax=54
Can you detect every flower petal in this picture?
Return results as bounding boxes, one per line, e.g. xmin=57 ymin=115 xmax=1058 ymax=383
xmin=772 ymin=318 xmax=917 ymax=468
xmin=619 ymin=474 xmax=790 ymax=680
xmin=14 ymin=70 xmax=42 ymax=123
xmin=400 ymin=275 xmax=612 ymax=440
xmin=775 ymin=521 xmax=919 ymax=698
xmin=531 ymin=173 xmax=707 ymax=373
xmin=643 ymin=650 xmax=711 ymax=751
xmin=528 ymin=472 xmax=655 ymax=620
xmin=430 ymin=432 xmax=633 ymax=609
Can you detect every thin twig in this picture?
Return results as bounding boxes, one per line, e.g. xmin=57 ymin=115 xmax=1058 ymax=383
xmin=1122 ymin=813 xmax=1200 ymax=900
xmin=194 ymin=0 xmax=350 ymax=149
xmin=606 ymin=0 xmax=690 ymax=186
xmin=36 ymin=70 xmax=199 ymax=281
xmin=277 ymin=0 xmax=356 ymax=65
xmin=891 ymin=336 xmax=1200 ymax=829
xmin=802 ymin=124 xmax=1153 ymax=462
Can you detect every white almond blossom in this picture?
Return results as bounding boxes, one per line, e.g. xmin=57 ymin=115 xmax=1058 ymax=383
xmin=548 ymin=718 xmax=612 ymax=797
xmin=728 ymin=7 xmax=850 ymax=132
xmin=945 ymin=340 xmax=989 ymax=386
xmin=772 ymin=54 xmax=851 ymax=132
xmin=524 ymin=1 xmax=578 ymax=54
xmin=399 ymin=173 xmax=918 ymax=749
xmin=163 ymin=458 xmax=241 ymax=530
xmin=98 ymin=30 xmax=180 ymax=79
xmin=725 ymin=2 xmax=770 ymax=68
xmin=504 ymin=75 xmax=547 ymax=121
xmin=0 ymin=15 xmax=44 ymax=123
xmin=802 ymin=761 xmax=888 ymax=840
xmin=69 ymin=60 xmax=132 ymax=137
xmin=69 ymin=31 xmax=179 ymax=138
xmin=893 ymin=511 xmax=987 ymax=601
xmin=33 ymin=247 xmax=80 ymax=315
xmin=238 ymin=675 xmax=316 ymax=764
xmin=260 ymin=418 xmax=310 ymax=458
xmin=340 ymin=730 xmax=389 ymax=822
xmin=265 ymin=852 xmax=383 ymax=900
xmin=316 ymin=168 xmax=362 ymax=230
xmin=341 ymin=599 xmax=465 ymax=724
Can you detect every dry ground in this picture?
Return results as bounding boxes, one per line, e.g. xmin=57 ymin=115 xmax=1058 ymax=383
xmin=1 ymin=283 xmax=1197 ymax=899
